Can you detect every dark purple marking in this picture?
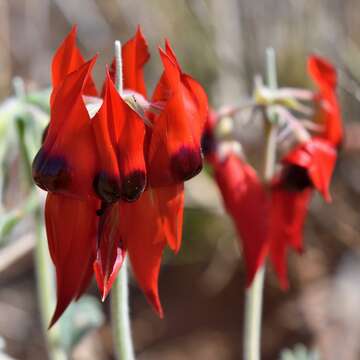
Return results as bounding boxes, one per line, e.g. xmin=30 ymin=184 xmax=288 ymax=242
xmin=32 ymin=148 xmax=71 ymax=192
xmin=281 ymin=164 xmax=312 ymax=191
xmin=170 ymin=146 xmax=203 ymax=182
xmin=201 ymin=128 xmax=216 ymax=157
xmin=121 ymin=170 xmax=146 ymax=202
xmin=93 ymin=172 xmax=122 ymax=204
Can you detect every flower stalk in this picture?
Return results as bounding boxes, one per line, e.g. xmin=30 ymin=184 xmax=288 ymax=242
xmin=111 ymin=39 xmax=135 ymax=360
xmin=243 ymin=47 xmax=278 ymax=360
xmin=35 ymin=209 xmax=67 ymax=360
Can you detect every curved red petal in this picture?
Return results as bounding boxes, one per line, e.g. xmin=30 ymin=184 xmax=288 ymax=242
xmin=33 ymin=58 xmax=98 ymax=199
xmin=45 ymin=193 xmax=98 ymax=327
xmin=212 ymin=154 xmax=268 ymax=286
xmin=94 ymin=72 xmax=146 ymax=203
xmin=148 ymin=48 xmax=208 ymax=186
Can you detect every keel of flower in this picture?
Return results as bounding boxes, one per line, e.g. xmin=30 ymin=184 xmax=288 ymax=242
xmin=93 ymin=203 xmax=125 ymax=301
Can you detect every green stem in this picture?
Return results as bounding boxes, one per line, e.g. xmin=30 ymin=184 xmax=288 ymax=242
xmin=243 ymin=48 xmax=278 ymax=360
xmin=34 ymin=209 xmax=67 ymax=360
xmin=111 ymin=39 xmax=135 ymax=360
xmin=111 ymin=259 xmax=135 ymax=360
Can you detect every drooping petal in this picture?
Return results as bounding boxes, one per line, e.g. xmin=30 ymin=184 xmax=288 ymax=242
xmin=283 ymin=137 xmax=337 ymax=201
xmin=93 ymin=203 xmax=125 ymax=300
xmin=93 ymin=71 xmax=146 ymax=203
xmin=268 ymin=187 xmax=312 ymax=289
xmin=51 ymin=25 xmax=97 ymax=96
xmin=119 ymin=191 xmax=166 ymax=317
xmin=32 ymin=58 xmax=98 ymax=199
xmin=147 ymin=43 xmax=208 ymax=187
xmin=212 ymin=153 xmax=268 ymax=286
xmin=45 ymin=193 xmax=99 ymax=327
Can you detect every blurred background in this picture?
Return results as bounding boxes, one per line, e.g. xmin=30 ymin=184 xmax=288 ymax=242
xmin=1 ymin=0 xmax=360 ymax=359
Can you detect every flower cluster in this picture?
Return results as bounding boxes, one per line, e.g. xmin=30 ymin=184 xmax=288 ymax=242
xmin=203 ymin=55 xmax=342 ymax=288
xmin=32 ymin=26 xmax=208 ymax=325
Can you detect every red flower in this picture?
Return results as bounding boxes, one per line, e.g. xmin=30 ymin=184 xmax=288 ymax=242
xmin=32 ymin=26 xmax=208 ymax=324
xmin=206 ymin=55 xmax=342 ymax=289
xmin=265 ymin=56 xmax=342 ymax=287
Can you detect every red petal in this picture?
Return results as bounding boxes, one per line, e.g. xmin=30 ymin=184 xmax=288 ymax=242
xmin=122 ymin=26 xmax=150 ymax=96
xmin=93 ymin=71 xmax=146 ymax=203
xmin=52 ymin=26 xmax=97 ymax=96
xmin=92 ymin=73 xmax=122 ymax=203
xmin=119 ymin=190 xmax=168 ymax=317
xmin=155 ymin=184 xmax=184 ymax=253
xmin=45 ymin=193 xmax=99 ymax=327
xmin=308 ymin=55 xmax=337 ymax=91
xmin=268 ymin=187 xmax=312 ymax=289
xmin=212 ymin=154 xmax=268 ymax=286
xmin=148 ymin=46 xmax=208 ymax=186
xmin=308 ymin=55 xmax=343 ymax=147
xmin=107 ymin=27 xmax=149 ymax=97
xmin=93 ymin=203 xmax=126 ymax=301
xmin=32 ymin=58 xmax=98 ymax=199
xmin=283 ymin=138 xmax=337 ymax=201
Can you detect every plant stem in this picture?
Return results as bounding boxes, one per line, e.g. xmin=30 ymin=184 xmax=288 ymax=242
xmin=111 ymin=259 xmax=135 ymax=360
xmin=111 ymin=39 xmax=135 ymax=360
xmin=35 ymin=209 xmax=67 ymax=360
xmin=243 ymin=48 xmax=278 ymax=360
